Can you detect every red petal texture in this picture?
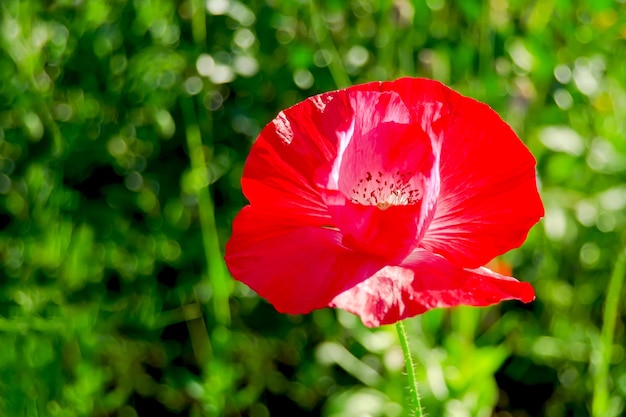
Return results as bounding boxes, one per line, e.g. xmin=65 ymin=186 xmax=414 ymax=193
xmin=225 ymin=77 xmax=544 ymax=327
xmin=330 ymin=250 xmax=535 ymax=327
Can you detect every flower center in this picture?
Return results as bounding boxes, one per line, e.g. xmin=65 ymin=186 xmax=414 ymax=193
xmin=350 ymin=170 xmax=421 ymax=210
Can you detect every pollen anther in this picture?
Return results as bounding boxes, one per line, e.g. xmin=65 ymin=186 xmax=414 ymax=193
xmin=350 ymin=170 xmax=421 ymax=208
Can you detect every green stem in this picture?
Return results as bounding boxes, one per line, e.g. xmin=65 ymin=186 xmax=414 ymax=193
xmin=592 ymin=250 xmax=626 ymax=417
xmin=395 ymin=321 xmax=424 ymax=416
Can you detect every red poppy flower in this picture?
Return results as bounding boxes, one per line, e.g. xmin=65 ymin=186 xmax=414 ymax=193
xmin=225 ymin=78 xmax=543 ymax=327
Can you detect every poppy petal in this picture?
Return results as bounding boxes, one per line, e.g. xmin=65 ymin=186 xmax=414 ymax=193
xmin=330 ymin=249 xmax=534 ymax=327
xmin=420 ymin=97 xmax=543 ymax=267
xmin=225 ymin=206 xmax=384 ymax=314
xmin=242 ymin=89 xmax=355 ymax=226
xmin=375 ymin=78 xmax=543 ymax=268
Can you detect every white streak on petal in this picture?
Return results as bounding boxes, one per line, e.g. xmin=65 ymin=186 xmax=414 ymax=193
xmin=310 ymin=94 xmax=328 ymax=112
xmin=273 ymin=111 xmax=293 ymax=144
xmin=327 ymin=118 xmax=355 ymax=189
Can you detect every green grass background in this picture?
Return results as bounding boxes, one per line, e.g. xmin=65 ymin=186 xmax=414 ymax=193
xmin=1 ymin=0 xmax=625 ymax=416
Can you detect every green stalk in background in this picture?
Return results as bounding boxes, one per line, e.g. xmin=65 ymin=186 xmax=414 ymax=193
xmin=181 ymin=96 xmax=232 ymax=328
xmin=186 ymin=0 xmax=232 ymax=330
xmin=181 ymin=93 xmax=235 ymax=413
xmin=592 ymin=250 xmax=626 ymax=417
xmin=310 ymin=0 xmax=351 ymax=89
xmin=190 ymin=0 xmax=206 ymax=46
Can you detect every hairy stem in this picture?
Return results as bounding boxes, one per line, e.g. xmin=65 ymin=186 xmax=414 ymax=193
xmin=396 ymin=321 xmax=424 ymax=416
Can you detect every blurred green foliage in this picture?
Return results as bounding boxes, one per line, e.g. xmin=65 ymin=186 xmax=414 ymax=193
xmin=1 ymin=0 xmax=625 ymax=416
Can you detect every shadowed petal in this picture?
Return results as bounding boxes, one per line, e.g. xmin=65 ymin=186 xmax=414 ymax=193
xmin=323 ymin=190 xmax=422 ymax=261
xmin=225 ymin=206 xmax=384 ymax=314
xmin=330 ymin=249 xmax=534 ymax=327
